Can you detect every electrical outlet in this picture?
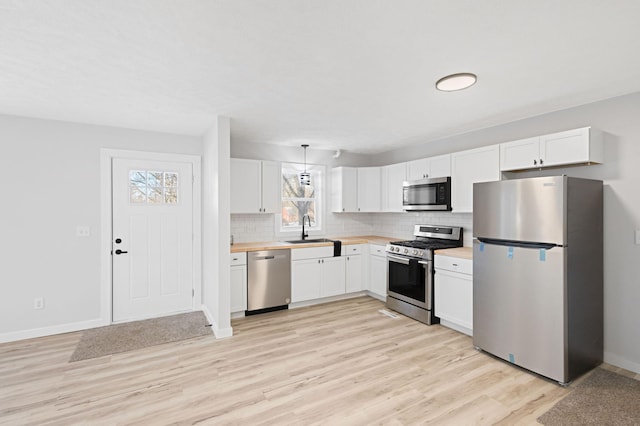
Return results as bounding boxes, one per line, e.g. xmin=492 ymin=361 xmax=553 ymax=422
xmin=34 ymin=297 xmax=45 ymax=310
xmin=76 ymin=226 xmax=91 ymax=237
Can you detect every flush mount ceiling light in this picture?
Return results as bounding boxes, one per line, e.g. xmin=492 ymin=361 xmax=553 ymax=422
xmin=435 ymin=73 xmax=477 ymax=91
xmin=299 ymin=144 xmax=311 ymax=186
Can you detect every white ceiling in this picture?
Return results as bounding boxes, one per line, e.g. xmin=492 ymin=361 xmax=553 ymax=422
xmin=2 ymin=1 xmax=640 ymax=154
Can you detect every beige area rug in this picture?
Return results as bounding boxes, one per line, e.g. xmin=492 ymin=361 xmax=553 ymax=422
xmin=69 ymin=311 xmax=212 ymax=362
xmin=537 ymin=368 xmax=640 ymax=425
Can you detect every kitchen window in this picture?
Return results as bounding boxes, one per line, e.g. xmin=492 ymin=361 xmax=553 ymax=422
xmin=280 ymin=163 xmax=324 ymax=234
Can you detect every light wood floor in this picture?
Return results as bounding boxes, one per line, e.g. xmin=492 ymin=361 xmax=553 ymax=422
xmin=0 ymin=296 xmax=619 ymax=425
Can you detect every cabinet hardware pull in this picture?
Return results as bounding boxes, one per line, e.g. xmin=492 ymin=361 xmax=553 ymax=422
xmin=540 ymin=158 xmax=544 ymax=165
xmin=533 ymin=159 xmax=537 ymax=166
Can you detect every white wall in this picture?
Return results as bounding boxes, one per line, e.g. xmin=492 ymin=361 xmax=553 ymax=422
xmin=202 ymin=117 xmax=232 ymax=337
xmin=0 ymin=115 xmax=202 ymax=341
xmin=372 ymin=91 xmax=640 ymax=373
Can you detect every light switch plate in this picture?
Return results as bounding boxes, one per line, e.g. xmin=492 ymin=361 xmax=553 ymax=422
xmin=635 ymin=230 xmax=640 ymax=245
xmin=76 ymin=226 xmax=91 ymax=237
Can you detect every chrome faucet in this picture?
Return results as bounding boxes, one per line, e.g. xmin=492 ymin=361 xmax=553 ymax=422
xmin=301 ymin=214 xmax=311 ymax=240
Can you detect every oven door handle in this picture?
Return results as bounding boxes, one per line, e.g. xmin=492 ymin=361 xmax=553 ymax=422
xmin=418 ymin=260 xmax=430 ymax=266
xmin=387 ymin=254 xmax=410 ymax=265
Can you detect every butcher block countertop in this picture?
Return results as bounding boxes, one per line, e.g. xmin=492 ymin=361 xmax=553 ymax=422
xmin=434 ymin=247 xmax=473 ymax=260
xmin=230 ymin=235 xmax=398 ymax=253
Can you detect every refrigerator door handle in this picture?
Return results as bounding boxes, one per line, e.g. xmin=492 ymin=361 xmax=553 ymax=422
xmin=476 ymin=237 xmax=559 ymax=250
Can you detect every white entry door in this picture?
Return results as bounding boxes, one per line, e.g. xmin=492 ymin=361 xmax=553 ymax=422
xmin=112 ymin=158 xmax=194 ymax=322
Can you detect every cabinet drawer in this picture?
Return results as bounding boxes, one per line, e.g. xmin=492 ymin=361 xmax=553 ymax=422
xmin=369 ymin=244 xmax=386 ymax=258
xmin=434 ymin=255 xmax=472 ymax=275
xmin=341 ymin=244 xmax=363 ymax=256
xmin=230 ymin=252 xmax=247 ymax=266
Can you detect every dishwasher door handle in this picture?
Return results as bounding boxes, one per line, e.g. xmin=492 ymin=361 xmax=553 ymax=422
xmin=261 ymin=255 xmax=275 ymax=260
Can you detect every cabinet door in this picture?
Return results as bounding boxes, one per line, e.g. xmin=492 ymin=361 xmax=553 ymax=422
xmin=345 ymin=255 xmax=363 ymax=293
xmin=382 ymin=163 xmax=406 ymax=212
xmin=357 ymin=167 xmax=381 ymax=212
xmin=540 ymin=127 xmax=591 ymax=167
xmin=428 ymin=154 xmax=451 ymax=178
xmin=500 ymin=137 xmax=540 ymax=171
xmin=331 ymin=167 xmax=358 ymax=212
xmin=369 ymin=255 xmax=387 ymax=297
xmin=406 ymin=158 xmax=430 ymax=180
xmin=434 ymin=269 xmax=473 ymax=332
xmin=230 ymin=265 xmax=247 ymax=313
xmin=230 ymin=159 xmax=262 ymax=213
xmin=261 ymin=161 xmax=281 ymax=213
xmin=321 ymin=257 xmax=346 ymax=297
xmin=451 ymin=145 xmax=500 ymax=213
xmin=291 ymin=259 xmax=322 ymax=302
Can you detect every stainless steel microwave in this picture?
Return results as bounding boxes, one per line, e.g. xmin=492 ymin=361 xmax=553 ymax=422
xmin=402 ymin=176 xmax=452 ymax=211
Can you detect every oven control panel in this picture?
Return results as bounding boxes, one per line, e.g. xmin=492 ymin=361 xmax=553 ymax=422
xmin=385 ymin=244 xmax=425 ymax=259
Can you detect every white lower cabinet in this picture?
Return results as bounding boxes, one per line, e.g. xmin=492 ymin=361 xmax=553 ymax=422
xmin=291 ymin=258 xmax=323 ymax=302
xmin=369 ymin=244 xmax=387 ymax=298
xmin=230 ymin=253 xmax=247 ymax=313
xmin=291 ymin=247 xmax=346 ymax=303
xmin=343 ymin=244 xmax=364 ymax=293
xmin=434 ymin=255 xmax=472 ymax=335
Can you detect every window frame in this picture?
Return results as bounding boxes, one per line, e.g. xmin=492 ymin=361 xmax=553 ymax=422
xmin=278 ymin=162 xmax=325 ymax=236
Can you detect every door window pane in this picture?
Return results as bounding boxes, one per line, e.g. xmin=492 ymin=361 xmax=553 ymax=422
xmin=128 ymin=170 xmax=179 ymax=205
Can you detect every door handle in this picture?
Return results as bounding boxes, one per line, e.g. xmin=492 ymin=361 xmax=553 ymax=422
xmin=115 ymin=249 xmax=128 ymax=255
xmin=387 ymin=254 xmax=410 ymax=265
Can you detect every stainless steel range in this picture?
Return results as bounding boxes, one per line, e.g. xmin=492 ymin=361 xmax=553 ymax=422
xmin=386 ymin=225 xmax=463 ymax=325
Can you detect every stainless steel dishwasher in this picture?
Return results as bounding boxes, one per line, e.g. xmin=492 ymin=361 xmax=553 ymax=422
xmin=246 ymin=249 xmax=291 ymax=315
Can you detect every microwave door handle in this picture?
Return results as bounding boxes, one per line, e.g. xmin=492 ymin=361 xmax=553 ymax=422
xmin=387 ymin=254 xmax=410 ymax=265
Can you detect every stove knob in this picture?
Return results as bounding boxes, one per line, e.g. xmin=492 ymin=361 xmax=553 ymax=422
xmin=413 ymin=250 xmax=418 ymax=255
xmin=404 ymin=249 xmax=409 ymax=254
xmin=419 ymin=251 xmax=424 ymax=257
xmin=395 ymin=247 xmax=400 ymax=252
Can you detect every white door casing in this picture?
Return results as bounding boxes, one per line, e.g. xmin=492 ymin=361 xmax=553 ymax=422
xmin=109 ymin=154 xmax=198 ymax=323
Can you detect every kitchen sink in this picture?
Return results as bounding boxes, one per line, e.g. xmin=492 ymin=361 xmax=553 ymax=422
xmin=285 ymin=238 xmax=334 ymax=244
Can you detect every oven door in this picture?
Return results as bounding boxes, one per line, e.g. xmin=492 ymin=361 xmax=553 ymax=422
xmin=387 ymin=254 xmax=430 ymax=309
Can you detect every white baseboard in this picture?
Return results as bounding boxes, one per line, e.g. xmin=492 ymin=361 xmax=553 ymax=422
xmin=0 ymin=318 xmax=108 ymax=344
xmin=201 ymin=304 xmax=233 ymax=339
xmin=366 ymin=291 xmax=386 ymax=302
xmin=439 ymin=319 xmax=473 ymax=337
xmin=604 ymin=351 xmax=640 ymax=374
xmin=289 ymin=291 xmax=369 ymax=310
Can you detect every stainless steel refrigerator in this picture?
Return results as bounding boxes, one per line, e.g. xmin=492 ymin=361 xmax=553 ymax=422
xmin=472 ymin=176 xmax=603 ymax=384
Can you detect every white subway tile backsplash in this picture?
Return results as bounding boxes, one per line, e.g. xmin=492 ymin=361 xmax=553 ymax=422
xmin=231 ymin=211 xmax=473 ymax=246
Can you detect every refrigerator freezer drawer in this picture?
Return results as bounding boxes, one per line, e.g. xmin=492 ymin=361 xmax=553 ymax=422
xmin=473 ymin=240 xmax=567 ymax=382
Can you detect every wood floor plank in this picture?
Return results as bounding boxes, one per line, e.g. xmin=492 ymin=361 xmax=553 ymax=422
xmin=0 ymin=296 xmax=595 ymax=424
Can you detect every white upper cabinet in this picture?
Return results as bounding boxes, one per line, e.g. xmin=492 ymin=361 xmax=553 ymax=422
xmin=500 ymin=127 xmax=603 ymax=171
xmin=331 ymin=167 xmax=358 ymax=212
xmin=381 ymin=162 xmax=407 ymax=212
xmin=451 ymin=145 xmax=500 ymax=213
xmin=406 ymin=158 xmax=430 ymax=180
xmin=540 ymin=127 xmax=603 ymax=168
xmin=500 ymin=137 xmax=540 ymax=171
xmin=260 ymin=160 xmax=281 ymax=213
xmin=230 ymin=159 xmax=280 ymax=213
xmin=332 ymin=166 xmax=381 ymax=212
xmin=406 ymin=154 xmax=451 ymax=181
xmin=429 ymin=154 xmax=452 ymax=178
xmin=357 ymin=167 xmax=381 ymax=212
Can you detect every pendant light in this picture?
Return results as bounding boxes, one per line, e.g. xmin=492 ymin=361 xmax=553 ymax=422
xmin=299 ymin=144 xmax=311 ymax=186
